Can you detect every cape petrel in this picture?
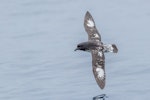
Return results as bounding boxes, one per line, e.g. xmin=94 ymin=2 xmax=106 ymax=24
xmin=75 ymin=11 xmax=118 ymax=89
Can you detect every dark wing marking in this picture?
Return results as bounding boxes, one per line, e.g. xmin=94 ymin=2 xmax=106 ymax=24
xmin=91 ymin=49 xmax=105 ymax=89
xmin=84 ymin=11 xmax=101 ymax=41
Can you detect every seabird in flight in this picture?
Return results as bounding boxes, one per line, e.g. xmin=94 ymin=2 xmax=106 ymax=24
xmin=75 ymin=11 xmax=118 ymax=89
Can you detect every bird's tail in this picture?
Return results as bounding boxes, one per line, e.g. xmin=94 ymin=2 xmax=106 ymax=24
xmin=103 ymin=44 xmax=118 ymax=53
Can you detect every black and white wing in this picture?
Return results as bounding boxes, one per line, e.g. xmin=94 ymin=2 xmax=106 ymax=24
xmin=91 ymin=49 xmax=105 ymax=89
xmin=84 ymin=11 xmax=101 ymax=41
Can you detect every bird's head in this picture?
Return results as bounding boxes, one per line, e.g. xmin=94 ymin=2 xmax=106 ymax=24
xmin=74 ymin=41 xmax=98 ymax=52
xmin=74 ymin=43 xmax=88 ymax=51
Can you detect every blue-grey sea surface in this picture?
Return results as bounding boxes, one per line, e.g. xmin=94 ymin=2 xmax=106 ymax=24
xmin=0 ymin=0 xmax=150 ymax=100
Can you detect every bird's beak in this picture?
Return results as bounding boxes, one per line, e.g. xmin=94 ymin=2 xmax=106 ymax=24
xmin=74 ymin=48 xmax=79 ymax=51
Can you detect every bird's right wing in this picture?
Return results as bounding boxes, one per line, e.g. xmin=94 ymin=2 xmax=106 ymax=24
xmin=91 ymin=49 xmax=105 ymax=89
xmin=84 ymin=11 xmax=101 ymax=41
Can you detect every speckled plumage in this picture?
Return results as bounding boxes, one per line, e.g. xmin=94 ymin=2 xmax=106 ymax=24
xmin=75 ymin=11 xmax=118 ymax=89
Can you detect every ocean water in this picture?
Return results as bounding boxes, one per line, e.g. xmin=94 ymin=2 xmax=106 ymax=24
xmin=0 ymin=0 xmax=150 ymax=100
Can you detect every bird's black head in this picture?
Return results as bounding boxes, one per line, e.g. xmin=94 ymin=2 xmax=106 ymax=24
xmin=75 ymin=41 xmax=98 ymax=52
xmin=74 ymin=43 xmax=89 ymax=51
xmin=74 ymin=43 xmax=88 ymax=51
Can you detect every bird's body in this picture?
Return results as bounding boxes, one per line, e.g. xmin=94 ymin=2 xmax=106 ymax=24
xmin=75 ymin=11 xmax=118 ymax=89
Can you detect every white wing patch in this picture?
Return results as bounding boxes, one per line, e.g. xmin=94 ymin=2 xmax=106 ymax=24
xmin=103 ymin=44 xmax=114 ymax=53
xmin=94 ymin=34 xmax=99 ymax=38
xmin=96 ymin=68 xmax=104 ymax=79
xmin=87 ymin=19 xmax=94 ymax=27
xmin=98 ymin=51 xmax=103 ymax=57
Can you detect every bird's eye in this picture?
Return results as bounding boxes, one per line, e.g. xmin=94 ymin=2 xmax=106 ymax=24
xmin=77 ymin=45 xmax=80 ymax=47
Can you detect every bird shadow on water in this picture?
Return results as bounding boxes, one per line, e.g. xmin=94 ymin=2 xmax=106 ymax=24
xmin=93 ymin=94 xmax=108 ymax=100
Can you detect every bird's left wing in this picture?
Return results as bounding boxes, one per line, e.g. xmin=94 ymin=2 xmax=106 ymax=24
xmin=84 ymin=11 xmax=101 ymax=41
xmin=91 ymin=49 xmax=105 ymax=89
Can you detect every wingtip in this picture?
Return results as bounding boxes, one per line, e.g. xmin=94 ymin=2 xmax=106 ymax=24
xmin=86 ymin=11 xmax=90 ymax=14
xmin=99 ymin=82 xmax=105 ymax=89
xmin=100 ymin=86 xmax=105 ymax=89
xmin=85 ymin=11 xmax=91 ymax=16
